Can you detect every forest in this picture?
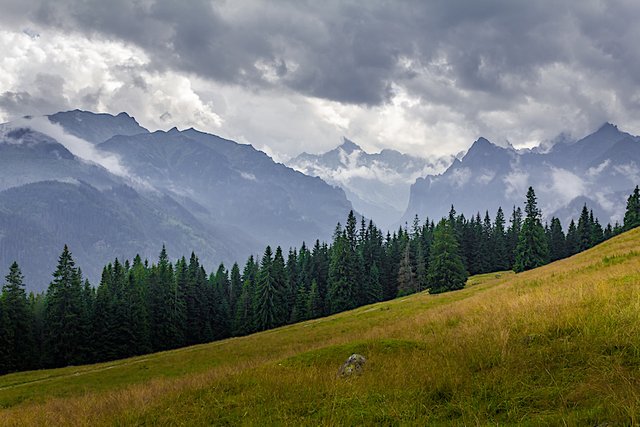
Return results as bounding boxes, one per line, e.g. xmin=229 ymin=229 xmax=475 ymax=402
xmin=1 ymin=186 xmax=639 ymax=374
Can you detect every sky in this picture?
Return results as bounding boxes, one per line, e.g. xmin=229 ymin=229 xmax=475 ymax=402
xmin=1 ymin=0 xmax=640 ymax=161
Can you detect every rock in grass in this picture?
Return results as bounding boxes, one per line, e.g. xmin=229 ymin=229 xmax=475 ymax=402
xmin=337 ymin=354 xmax=366 ymax=377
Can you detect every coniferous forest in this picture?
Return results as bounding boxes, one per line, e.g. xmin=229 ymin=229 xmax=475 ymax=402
xmin=1 ymin=186 xmax=639 ymax=374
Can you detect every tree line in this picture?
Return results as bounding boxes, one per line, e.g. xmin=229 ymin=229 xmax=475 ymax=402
xmin=1 ymin=186 xmax=639 ymax=374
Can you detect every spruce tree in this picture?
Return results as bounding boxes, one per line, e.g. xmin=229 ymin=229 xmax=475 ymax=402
xmin=211 ymin=264 xmax=231 ymax=339
xmin=271 ymin=247 xmax=288 ymax=326
xmin=426 ymin=219 xmax=468 ymax=294
xmin=44 ymin=245 xmax=86 ymax=367
xmin=507 ymin=206 xmax=523 ymax=268
xmin=565 ymin=220 xmax=579 ymax=256
xmin=492 ymin=207 xmax=509 ymax=270
xmin=328 ymin=224 xmax=354 ymax=313
xmin=624 ymin=186 xmax=640 ymax=230
xmin=577 ymin=205 xmax=592 ymax=251
xmin=254 ymin=246 xmax=279 ymax=330
xmin=148 ymin=246 xmax=181 ymax=351
xmin=233 ymin=256 xmax=257 ymax=336
xmin=548 ymin=217 xmax=566 ymax=262
xmin=307 ymin=279 xmax=323 ymax=319
xmin=397 ymin=242 xmax=417 ymax=296
xmin=1 ymin=262 xmax=34 ymax=372
xmin=0 ymin=301 xmax=11 ymax=374
xmin=514 ymin=187 xmax=549 ymax=272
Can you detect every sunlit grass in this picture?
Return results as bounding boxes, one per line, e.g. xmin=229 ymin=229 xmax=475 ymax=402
xmin=2 ymin=229 xmax=640 ymax=425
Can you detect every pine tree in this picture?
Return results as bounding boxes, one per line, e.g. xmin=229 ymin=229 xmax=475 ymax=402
xmin=307 ymin=279 xmax=323 ymax=319
xmin=328 ymin=224 xmax=354 ymax=313
xmin=271 ymin=247 xmax=288 ymax=326
xmin=548 ymin=217 xmax=566 ymax=262
xmin=254 ymin=246 xmax=279 ymax=331
xmin=565 ymin=220 xmax=579 ymax=256
xmin=514 ymin=187 xmax=549 ymax=272
xmin=128 ymin=255 xmax=151 ymax=354
xmin=148 ymin=246 xmax=181 ymax=351
xmin=507 ymin=206 xmax=523 ymax=268
xmin=1 ymin=262 xmax=34 ymax=372
xmin=426 ymin=219 xmax=468 ymax=294
xmin=492 ymin=207 xmax=509 ymax=270
xmin=229 ymin=263 xmax=242 ymax=316
xmin=397 ymin=242 xmax=417 ymax=296
xmin=0 ymin=301 xmax=11 ymax=374
xmin=211 ymin=264 xmax=231 ymax=339
xmin=233 ymin=256 xmax=257 ymax=336
xmin=310 ymin=240 xmax=329 ymax=315
xmin=577 ymin=205 xmax=592 ymax=251
xmin=44 ymin=245 xmax=86 ymax=367
xmin=624 ymin=186 xmax=640 ymax=230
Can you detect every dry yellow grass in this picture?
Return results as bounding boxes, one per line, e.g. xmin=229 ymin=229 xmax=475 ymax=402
xmin=2 ymin=228 xmax=640 ymax=425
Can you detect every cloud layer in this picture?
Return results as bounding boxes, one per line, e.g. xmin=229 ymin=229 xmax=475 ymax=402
xmin=1 ymin=1 xmax=640 ymax=159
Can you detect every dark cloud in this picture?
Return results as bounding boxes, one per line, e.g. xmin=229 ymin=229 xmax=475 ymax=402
xmin=2 ymin=0 xmax=640 ymax=152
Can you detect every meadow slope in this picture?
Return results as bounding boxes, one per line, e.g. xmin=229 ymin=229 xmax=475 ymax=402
xmin=2 ymin=228 xmax=640 ymax=425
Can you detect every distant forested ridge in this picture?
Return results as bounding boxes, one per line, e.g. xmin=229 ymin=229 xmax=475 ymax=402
xmin=1 ymin=186 xmax=638 ymax=374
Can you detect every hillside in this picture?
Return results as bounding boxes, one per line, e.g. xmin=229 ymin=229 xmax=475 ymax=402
xmin=2 ymin=228 xmax=640 ymax=425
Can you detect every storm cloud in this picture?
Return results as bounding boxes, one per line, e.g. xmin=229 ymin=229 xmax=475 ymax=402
xmin=1 ymin=0 xmax=640 ymax=158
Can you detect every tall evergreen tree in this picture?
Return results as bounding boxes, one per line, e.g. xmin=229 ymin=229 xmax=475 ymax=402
xmin=148 ymin=246 xmax=181 ymax=351
xmin=328 ymin=224 xmax=355 ymax=313
xmin=254 ymin=246 xmax=279 ymax=331
xmin=271 ymin=247 xmax=288 ymax=326
xmin=514 ymin=187 xmax=549 ymax=272
xmin=565 ymin=220 xmax=579 ymax=256
xmin=624 ymin=185 xmax=640 ymax=230
xmin=1 ymin=262 xmax=34 ymax=372
xmin=44 ymin=246 xmax=87 ymax=367
xmin=233 ymin=256 xmax=257 ymax=336
xmin=577 ymin=205 xmax=592 ymax=251
xmin=548 ymin=217 xmax=566 ymax=262
xmin=426 ymin=219 xmax=468 ymax=294
xmin=492 ymin=207 xmax=509 ymax=270
xmin=397 ymin=242 xmax=417 ymax=296
xmin=507 ymin=206 xmax=523 ymax=268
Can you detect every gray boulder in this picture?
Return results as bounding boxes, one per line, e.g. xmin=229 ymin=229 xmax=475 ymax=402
xmin=337 ymin=353 xmax=367 ymax=377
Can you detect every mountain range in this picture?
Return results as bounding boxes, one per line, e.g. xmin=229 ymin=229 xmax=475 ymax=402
xmin=288 ymin=138 xmax=452 ymax=228
xmin=0 ymin=110 xmax=354 ymax=291
xmin=2 ymin=109 xmax=638 ymax=291
xmin=403 ymin=123 xmax=639 ymax=226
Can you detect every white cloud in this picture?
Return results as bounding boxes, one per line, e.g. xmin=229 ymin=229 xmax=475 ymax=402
xmin=13 ymin=116 xmax=130 ymax=177
xmin=613 ymin=162 xmax=640 ymax=184
xmin=587 ymin=159 xmax=611 ymax=177
xmin=477 ymin=170 xmax=496 ymax=185
xmin=503 ymin=170 xmax=529 ymax=199
xmin=449 ymin=167 xmax=471 ymax=188
xmin=550 ymin=167 xmax=586 ymax=203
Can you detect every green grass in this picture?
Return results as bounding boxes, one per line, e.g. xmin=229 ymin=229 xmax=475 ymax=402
xmin=2 ymin=229 xmax=640 ymax=425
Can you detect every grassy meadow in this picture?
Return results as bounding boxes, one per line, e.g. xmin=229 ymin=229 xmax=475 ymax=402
xmin=2 ymin=228 xmax=640 ymax=425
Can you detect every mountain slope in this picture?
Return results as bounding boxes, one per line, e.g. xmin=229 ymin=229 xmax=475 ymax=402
xmin=0 ymin=180 xmax=239 ymax=291
xmin=2 ymin=228 xmax=640 ymax=425
xmin=288 ymin=138 xmax=452 ymax=228
xmin=0 ymin=111 xmax=355 ymax=290
xmin=404 ymin=123 xmax=640 ymax=225
xmin=98 ymin=127 xmax=354 ymax=252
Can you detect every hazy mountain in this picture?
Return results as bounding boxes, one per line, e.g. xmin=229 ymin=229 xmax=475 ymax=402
xmin=403 ymin=123 xmax=640 ymax=226
xmin=288 ymin=138 xmax=452 ymax=228
xmin=98 ymin=127 xmax=353 ymax=252
xmin=48 ymin=109 xmax=150 ymax=143
xmin=0 ymin=110 xmax=354 ymax=291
